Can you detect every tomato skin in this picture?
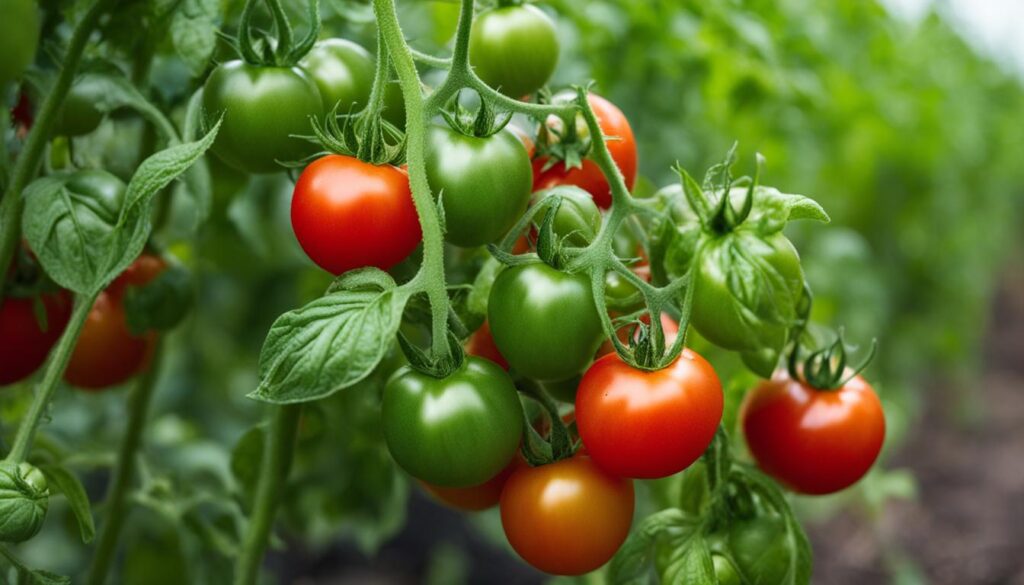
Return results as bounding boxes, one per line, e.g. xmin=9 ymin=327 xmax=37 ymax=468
xmin=0 ymin=291 xmax=72 ymax=386
xmin=532 ymin=185 xmax=602 ymax=248
xmin=465 ymin=321 xmax=508 ymax=370
xmin=534 ymin=95 xmax=637 ymax=209
xmin=202 ymin=61 xmax=323 ymax=174
xmin=300 ymin=39 xmax=374 ymax=114
xmin=469 ymin=5 xmax=559 ymax=98
xmin=382 ymin=357 xmax=523 ymax=487
xmin=500 ymin=456 xmax=634 ymax=576
xmin=741 ymin=374 xmax=885 ymax=495
xmin=576 ymin=349 xmax=722 ymax=479
xmin=64 ymin=255 xmax=167 ymax=390
xmin=422 ymin=453 xmax=522 ymax=511
xmin=425 ymin=125 xmax=531 ymax=247
xmin=290 ymin=155 xmax=421 ymax=275
xmin=0 ymin=0 xmax=39 ymax=86
xmin=488 ymin=262 xmax=604 ymax=381
xmin=53 ymin=76 xmax=105 ymax=137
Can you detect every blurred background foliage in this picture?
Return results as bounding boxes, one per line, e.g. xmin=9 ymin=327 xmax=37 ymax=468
xmin=5 ymin=0 xmax=1024 ymax=582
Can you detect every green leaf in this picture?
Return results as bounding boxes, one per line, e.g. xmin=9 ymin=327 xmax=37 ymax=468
xmin=250 ymin=287 xmax=412 ymax=404
xmin=743 ymin=187 xmax=829 ymax=234
xmin=732 ymin=469 xmax=813 ymax=585
xmin=170 ymin=0 xmax=219 ymax=74
xmin=167 ymin=88 xmax=214 ymax=235
xmin=0 ymin=546 xmax=71 ymax=585
xmin=71 ymin=67 xmax=179 ymax=142
xmin=123 ymin=264 xmax=194 ymax=334
xmin=38 ymin=464 xmax=95 ymax=544
xmin=608 ymin=508 xmax=695 ymax=584
xmin=660 ymin=532 xmax=715 ymax=585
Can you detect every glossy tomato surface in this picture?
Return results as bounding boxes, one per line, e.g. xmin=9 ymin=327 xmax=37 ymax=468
xmin=0 ymin=291 xmax=72 ymax=386
xmin=465 ymin=321 xmax=508 ymax=370
xmin=300 ymin=39 xmax=374 ymax=113
xmin=422 ymin=453 xmax=522 ymax=511
xmin=741 ymin=374 xmax=885 ymax=495
xmin=382 ymin=357 xmax=523 ymax=487
xmin=534 ymin=94 xmax=637 ymax=209
xmin=488 ymin=262 xmax=603 ymax=381
xmin=576 ymin=349 xmax=722 ymax=478
xmin=64 ymin=255 xmax=167 ymax=390
xmin=291 ymin=155 xmax=421 ymax=275
xmin=469 ymin=5 xmax=559 ymax=98
xmin=500 ymin=456 xmax=634 ymax=575
xmin=202 ymin=60 xmax=323 ymax=174
xmin=425 ymin=125 xmax=532 ymax=247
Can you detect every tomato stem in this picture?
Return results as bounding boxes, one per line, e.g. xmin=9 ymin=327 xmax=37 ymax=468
xmin=0 ymin=0 xmax=116 ymax=298
xmin=86 ymin=341 xmax=165 ymax=585
xmin=5 ymin=291 xmax=98 ymax=463
xmin=233 ymin=404 xmax=302 ymax=585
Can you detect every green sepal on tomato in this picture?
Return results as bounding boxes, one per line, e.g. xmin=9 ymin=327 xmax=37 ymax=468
xmin=425 ymin=124 xmax=532 ymax=247
xmin=488 ymin=262 xmax=604 ymax=381
xmin=64 ymin=254 xmax=168 ymax=390
xmin=290 ymin=155 xmax=421 ymax=275
xmin=469 ymin=4 xmax=559 ymax=98
xmin=741 ymin=373 xmax=885 ymax=495
xmin=531 ymin=185 xmax=603 ymax=248
xmin=382 ymin=356 xmax=523 ymax=487
xmin=534 ymin=94 xmax=638 ymax=209
xmin=301 ymin=38 xmax=406 ymax=129
xmin=202 ymin=60 xmax=323 ymax=174
xmin=576 ymin=348 xmax=723 ymax=479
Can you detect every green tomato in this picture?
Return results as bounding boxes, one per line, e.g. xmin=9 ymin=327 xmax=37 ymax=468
xmin=532 ymin=185 xmax=602 ymax=248
xmin=727 ymin=515 xmax=794 ymax=585
xmin=65 ymin=169 xmax=127 ymax=223
xmin=202 ymin=60 xmax=323 ymax=174
xmin=425 ymin=125 xmax=532 ymax=247
xmin=469 ymin=5 xmax=559 ymax=97
xmin=382 ymin=357 xmax=523 ymax=487
xmin=53 ymin=75 xmax=106 ymax=137
xmin=488 ymin=262 xmax=604 ymax=381
xmin=0 ymin=0 xmax=39 ymax=86
xmin=301 ymin=39 xmax=375 ymax=114
xmin=604 ymin=270 xmax=644 ymax=313
xmin=713 ymin=554 xmax=742 ymax=585
xmin=691 ymin=231 xmax=803 ymax=353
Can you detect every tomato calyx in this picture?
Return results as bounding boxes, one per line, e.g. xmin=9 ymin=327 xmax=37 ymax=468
xmin=787 ymin=329 xmax=878 ymax=391
xmin=397 ymin=328 xmax=465 ymax=379
xmin=236 ymin=0 xmax=320 ymax=67
xmin=440 ymin=91 xmax=513 ymax=139
xmin=676 ymin=145 xmax=761 ymax=236
xmin=516 ymin=379 xmax=577 ymax=466
xmin=533 ymin=89 xmax=590 ymax=173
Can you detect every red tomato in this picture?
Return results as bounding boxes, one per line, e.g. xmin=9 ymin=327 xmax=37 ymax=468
xmin=576 ymin=348 xmax=722 ymax=479
xmin=64 ymin=255 xmax=166 ymax=390
xmin=500 ymin=456 xmax=634 ymax=575
xmin=0 ymin=291 xmax=72 ymax=386
xmin=534 ymin=94 xmax=637 ymax=209
xmin=423 ymin=452 xmax=523 ymax=511
xmin=741 ymin=374 xmax=885 ymax=495
xmin=290 ymin=155 xmax=422 ymax=275
xmin=465 ymin=321 xmax=508 ymax=370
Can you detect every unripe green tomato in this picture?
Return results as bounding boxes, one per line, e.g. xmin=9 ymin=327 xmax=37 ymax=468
xmin=382 ymin=357 xmax=523 ymax=487
xmin=53 ymin=75 xmax=106 ymax=137
xmin=301 ymin=39 xmax=375 ymax=114
xmin=713 ymin=554 xmax=742 ymax=585
xmin=425 ymin=125 xmax=532 ymax=247
xmin=604 ymin=270 xmax=644 ymax=312
xmin=202 ymin=61 xmax=323 ymax=174
xmin=0 ymin=0 xmax=40 ymax=86
xmin=469 ymin=4 xmax=559 ymax=97
xmin=488 ymin=262 xmax=604 ymax=381
xmin=532 ymin=185 xmax=603 ymax=247
xmin=0 ymin=461 xmax=50 ymax=543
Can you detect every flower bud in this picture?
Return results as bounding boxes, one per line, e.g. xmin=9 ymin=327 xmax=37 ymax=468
xmin=0 ymin=461 xmax=50 ymax=542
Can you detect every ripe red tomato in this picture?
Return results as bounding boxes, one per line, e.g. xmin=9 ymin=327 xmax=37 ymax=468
xmin=576 ymin=348 xmax=722 ymax=479
xmin=64 ymin=255 xmax=167 ymax=390
xmin=0 ymin=291 xmax=72 ymax=386
xmin=290 ymin=155 xmax=422 ymax=275
xmin=500 ymin=456 xmax=634 ymax=575
xmin=741 ymin=374 xmax=885 ymax=495
xmin=464 ymin=321 xmax=508 ymax=370
xmin=534 ymin=94 xmax=637 ymax=209
xmin=422 ymin=453 xmax=523 ymax=511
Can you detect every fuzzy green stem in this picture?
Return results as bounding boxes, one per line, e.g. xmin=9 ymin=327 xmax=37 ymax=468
xmin=86 ymin=341 xmax=165 ymax=585
xmin=233 ymin=404 xmax=302 ymax=585
xmin=0 ymin=0 xmax=116 ymax=297
xmin=5 ymin=292 xmax=98 ymax=462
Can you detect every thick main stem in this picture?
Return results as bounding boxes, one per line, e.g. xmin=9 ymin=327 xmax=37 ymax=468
xmin=374 ymin=0 xmax=451 ymax=360
xmin=5 ymin=292 xmax=97 ymax=462
xmin=86 ymin=342 xmax=165 ymax=585
xmin=0 ymin=0 xmax=116 ymax=296
xmin=233 ymin=404 xmax=302 ymax=585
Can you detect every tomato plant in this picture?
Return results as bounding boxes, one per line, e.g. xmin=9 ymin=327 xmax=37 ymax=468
xmin=290 ymin=154 xmax=421 ymax=275
xmin=421 ymin=453 xmax=522 ymax=511
xmin=500 ymin=456 xmax=634 ymax=575
xmin=0 ymin=0 xmax=39 ymax=86
xmin=576 ymin=349 xmax=723 ymax=479
xmin=301 ymin=39 xmax=375 ymax=114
